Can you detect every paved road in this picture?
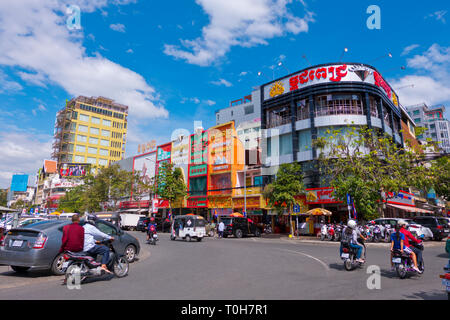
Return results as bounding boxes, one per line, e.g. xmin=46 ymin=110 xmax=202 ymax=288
xmin=0 ymin=232 xmax=448 ymax=300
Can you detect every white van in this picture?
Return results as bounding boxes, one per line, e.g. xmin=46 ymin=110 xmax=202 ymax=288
xmin=170 ymin=215 xmax=206 ymax=242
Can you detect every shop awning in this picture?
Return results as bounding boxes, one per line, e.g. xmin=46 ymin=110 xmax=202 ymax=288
xmin=387 ymin=204 xmax=434 ymax=214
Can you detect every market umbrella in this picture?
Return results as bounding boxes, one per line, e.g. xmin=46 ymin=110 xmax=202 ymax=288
xmin=50 ymin=211 xmax=61 ymax=216
xmin=230 ymin=212 xmax=244 ymax=217
xmin=305 ymin=208 xmax=332 ymax=216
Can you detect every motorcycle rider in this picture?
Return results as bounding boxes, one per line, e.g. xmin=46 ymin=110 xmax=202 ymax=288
xmin=84 ymin=215 xmax=114 ymax=274
xmin=146 ymin=217 xmax=157 ymax=242
xmin=340 ymin=220 xmax=365 ymax=263
xmin=398 ymin=219 xmax=423 ymax=273
xmin=390 ymin=224 xmax=420 ymax=273
xmin=356 ymin=223 xmax=367 ymax=259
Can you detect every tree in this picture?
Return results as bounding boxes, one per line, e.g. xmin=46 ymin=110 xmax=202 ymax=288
xmin=428 ymin=155 xmax=450 ymax=201
xmin=11 ymin=199 xmax=25 ymax=210
xmin=0 ymin=189 xmax=7 ymax=207
xmin=263 ymin=163 xmax=305 ymax=235
xmin=58 ymin=185 xmax=86 ymax=213
xmin=313 ymin=125 xmax=433 ymax=220
xmin=154 ymin=162 xmax=187 ymax=217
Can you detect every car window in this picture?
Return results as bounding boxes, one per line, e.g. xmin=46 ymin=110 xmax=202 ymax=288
xmin=96 ymin=221 xmax=117 ymax=236
xmin=221 ymin=218 xmax=232 ymax=225
xmin=437 ymin=218 xmax=448 ymax=226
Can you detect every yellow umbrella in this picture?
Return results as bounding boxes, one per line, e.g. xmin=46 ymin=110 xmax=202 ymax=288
xmin=50 ymin=211 xmax=61 ymax=215
xmin=306 ymin=208 xmax=332 ymax=216
xmin=230 ymin=212 xmax=244 ymax=217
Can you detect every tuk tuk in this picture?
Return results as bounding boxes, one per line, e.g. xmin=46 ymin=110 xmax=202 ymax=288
xmin=170 ymin=215 xmax=206 ymax=242
xmin=93 ymin=212 xmax=121 ymax=227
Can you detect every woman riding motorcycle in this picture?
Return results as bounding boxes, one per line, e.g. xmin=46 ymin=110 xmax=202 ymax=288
xmin=390 ymin=224 xmax=420 ymax=273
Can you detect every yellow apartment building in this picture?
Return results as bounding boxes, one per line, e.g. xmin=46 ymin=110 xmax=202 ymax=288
xmin=52 ymin=96 xmax=128 ymax=173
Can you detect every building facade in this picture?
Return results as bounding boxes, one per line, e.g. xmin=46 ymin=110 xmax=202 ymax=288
xmin=406 ymin=104 xmax=450 ymax=153
xmin=52 ymin=96 xmax=128 ymax=172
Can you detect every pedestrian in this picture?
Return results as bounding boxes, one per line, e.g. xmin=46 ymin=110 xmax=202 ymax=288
xmin=218 ymin=221 xmax=225 ymax=238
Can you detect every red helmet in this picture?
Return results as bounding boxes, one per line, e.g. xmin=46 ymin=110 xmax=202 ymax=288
xmin=150 ymin=217 xmax=155 ymax=222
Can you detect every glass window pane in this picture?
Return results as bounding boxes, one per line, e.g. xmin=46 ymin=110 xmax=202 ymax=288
xmin=298 ymin=130 xmax=311 ymax=152
xmin=100 ymin=139 xmax=109 ymax=146
xmin=87 ymin=157 xmax=96 ymax=164
xmin=89 ymin=137 xmax=99 ymax=145
xmin=75 ymin=145 xmax=86 ymax=153
xmin=91 ymin=117 xmax=100 ymax=124
xmin=74 ymin=155 xmax=85 ymax=162
xmin=88 ymin=147 xmax=97 ymax=154
xmin=102 ymin=130 xmax=110 ymax=137
xmin=90 ymin=127 xmax=99 ymax=135
xmin=78 ymin=125 xmax=88 ymax=132
xmin=280 ymin=133 xmax=292 ymax=155
xmin=76 ymin=134 xmax=87 ymax=143
xmin=98 ymin=159 xmax=108 ymax=166
xmin=103 ymin=119 xmax=111 ymax=127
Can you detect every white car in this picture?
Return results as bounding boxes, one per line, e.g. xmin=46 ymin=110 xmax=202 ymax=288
xmin=404 ymin=219 xmax=433 ymax=240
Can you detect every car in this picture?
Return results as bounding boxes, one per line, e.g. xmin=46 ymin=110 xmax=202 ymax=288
xmin=155 ymin=217 xmax=171 ymax=232
xmin=18 ymin=217 xmax=47 ymax=228
xmin=0 ymin=218 xmax=140 ymax=275
xmin=412 ymin=216 xmax=450 ymax=241
xmin=221 ymin=217 xmax=261 ymax=238
xmin=403 ymin=219 xmax=433 ymax=240
xmin=137 ymin=216 xmax=148 ymax=232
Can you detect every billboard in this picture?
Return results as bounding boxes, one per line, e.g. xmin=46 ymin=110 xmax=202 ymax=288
xmin=133 ymin=151 xmax=156 ymax=186
xmin=263 ymin=63 xmax=400 ymax=111
xmin=10 ymin=174 xmax=28 ymax=192
xmin=59 ymin=163 xmax=88 ymax=177
xmin=208 ymin=123 xmax=233 ymax=174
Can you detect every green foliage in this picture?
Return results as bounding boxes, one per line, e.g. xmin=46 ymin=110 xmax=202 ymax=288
xmin=0 ymin=189 xmax=7 ymax=207
xmin=154 ymin=162 xmax=187 ymax=209
xmin=429 ymin=155 xmax=450 ymax=201
xmin=314 ymin=126 xmax=433 ymax=220
xmin=263 ymin=163 xmax=305 ymax=215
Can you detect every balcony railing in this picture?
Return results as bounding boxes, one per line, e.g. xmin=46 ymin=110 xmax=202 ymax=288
xmin=234 ymin=186 xmax=262 ymax=196
xmin=266 ymin=115 xmax=291 ymax=129
xmin=315 ymin=105 xmax=364 ymax=117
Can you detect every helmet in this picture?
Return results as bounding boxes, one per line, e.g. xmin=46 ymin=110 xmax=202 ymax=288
xmin=150 ymin=217 xmax=155 ymax=222
xmin=347 ymin=220 xmax=357 ymax=229
xmin=85 ymin=214 xmax=97 ymax=224
xmin=398 ymin=219 xmax=408 ymax=227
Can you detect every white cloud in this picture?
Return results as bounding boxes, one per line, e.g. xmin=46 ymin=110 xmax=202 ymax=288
xmin=0 ymin=70 xmax=23 ymax=93
xmin=239 ymin=71 xmax=248 ymax=76
xmin=401 ymin=44 xmax=419 ymax=56
xmin=211 ymin=78 xmax=232 ymax=87
xmin=110 ymin=23 xmax=126 ymax=32
xmin=425 ymin=10 xmax=447 ymax=24
xmin=390 ymin=44 xmax=450 ymax=108
xmin=164 ymin=0 xmax=314 ymax=66
xmin=126 ymin=48 xmax=134 ymax=53
xmin=17 ymin=71 xmax=48 ymax=88
xmin=0 ymin=127 xmax=52 ymax=188
xmin=204 ymin=100 xmax=216 ymax=106
xmin=0 ymin=0 xmax=168 ymax=120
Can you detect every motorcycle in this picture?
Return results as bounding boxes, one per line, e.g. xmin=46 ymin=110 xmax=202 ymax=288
xmin=440 ymin=264 xmax=450 ymax=300
xmin=327 ymin=224 xmax=335 ymax=241
xmin=340 ymin=242 xmax=365 ymax=271
xmin=63 ymin=239 xmax=129 ymax=285
xmin=320 ymin=225 xmax=328 ymax=241
xmin=392 ymin=241 xmax=424 ymax=279
xmin=263 ymin=223 xmax=272 ymax=234
xmin=334 ymin=225 xmax=343 ymax=242
xmin=372 ymin=225 xmax=382 ymax=242
xmin=147 ymin=231 xmax=158 ymax=245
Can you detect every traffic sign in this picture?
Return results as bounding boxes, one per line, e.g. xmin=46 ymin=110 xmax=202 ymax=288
xmin=293 ymin=204 xmax=300 ymax=213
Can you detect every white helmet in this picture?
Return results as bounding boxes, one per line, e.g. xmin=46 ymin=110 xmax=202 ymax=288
xmin=398 ymin=219 xmax=408 ymax=227
xmin=347 ymin=220 xmax=357 ymax=229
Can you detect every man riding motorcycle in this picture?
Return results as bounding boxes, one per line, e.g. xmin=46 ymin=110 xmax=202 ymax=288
xmin=146 ymin=217 xmax=157 ymax=242
xmin=83 ymin=215 xmax=114 ymax=274
xmin=340 ymin=220 xmax=365 ymax=263
xmin=398 ymin=219 xmax=423 ymax=273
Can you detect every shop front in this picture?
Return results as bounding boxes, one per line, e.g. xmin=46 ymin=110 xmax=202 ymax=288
xmin=383 ymin=190 xmax=434 ymax=217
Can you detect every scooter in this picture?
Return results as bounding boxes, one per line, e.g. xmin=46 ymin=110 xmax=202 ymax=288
xmin=62 ymin=239 xmax=129 ymax=285
xmin=392 ymin=241 xmax=424 ymax=279
xmin=340 ymin=242 xmax=365 ymax=271
xmin=147 ymin=231 xmax=158 ymax=245
xmin=327 ymin=224 xmax=335 ymax=241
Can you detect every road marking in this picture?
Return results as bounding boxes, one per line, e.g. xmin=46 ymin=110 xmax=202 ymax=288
xmin=281 ymin=248 xmax=330 ymax=274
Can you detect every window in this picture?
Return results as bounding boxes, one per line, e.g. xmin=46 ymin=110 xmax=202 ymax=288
xmin=244 ymin=105 xmax=254 ymax=115
xmin=414 ymin=118 xmax=421 ymax=124
xmin=103 ymin=119 xmax=111 ymax=127
xmin=78 ymin=124 xmax=88 ymax=132
xmin=95 ymin=221 xmax=117 ymax=236
xmin=369 ymin=97 xmax=378 ymax=117
xmin=88 ymin=147 xmax=97 ymax=154
xmin=99 ymin=148 xmax=108 ymax=156
xmin=100 ymin=139 xmax=109 ymax=146
xmin=298 ymin=130 xmax=312 ymax=152
xmin=87 ymin=157 xmax=96 ymax=164
xmin=266 ymin=105 xmax=291 ymax=128
xmin=280 ymin=133 xmax=292 ymax=155
xmin=90 ymin=127 xmax=99 ymax=135
xmin=91 ymin=116 xmax=100 ymax=124
xmin=76 ymin=134 xmax=87 ymax=143
xmin=75 ymin=145 xmax=86 ymax=153
xmin=254 ymin=176 xmax=263 ymax=186
xmin=413 ymin=110 xmax=420 ymax=115
xmin=89 ymin=137 xmax=99 ymax=145
xmin=79 ymin=114 xmax=89 ymax=122
xmin=74 ymin=155 xmax=85 ymax=162
xmin=101 ymin=130 xmax=110 ymax=137
xmin=98 ymin=159 xmax=108 ymax=166
xmin=297 ymin=99 xmax=309 ymax=120
xmin=315 ymin=94 xmax=363 ymax=117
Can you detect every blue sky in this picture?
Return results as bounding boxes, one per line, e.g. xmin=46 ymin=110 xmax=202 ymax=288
xmin=0 ymin=0 xmax=449 ymax=188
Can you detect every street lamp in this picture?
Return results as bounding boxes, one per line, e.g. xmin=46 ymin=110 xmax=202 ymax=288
xmin=339 ymin=47 xmax=348 ymax=62
xmin=302 ymin=54 xmax=311 ymax=66
xmin=257 ymin=71 xmax=272 ymax=82
xmin=368 ymin=52 xmax=393 ymax=64
xmin=277 ymin=61 xmax=291 ymax=74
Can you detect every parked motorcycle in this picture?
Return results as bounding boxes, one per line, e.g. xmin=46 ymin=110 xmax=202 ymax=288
xmin=440 ymin=264 xmax=450 ymax=300
xmin=263 ymin=223 xmax=272 ymax=234
xmin=327 ymin=224 xmax=335 ymax=241
xmin=334 ymin=225 xmax=343 ymax=242
xmin=372 ymin=225 xmax=382 ymax=242
xmin=340 ymin=242 xmax=365 ymax=271
xmin=63 ymin=239 xmax=129 ymax=285
xmin=320 ymin=224 xmax=328 ymax=241
xmin=392 ymin=241 xmax=424 ymax=279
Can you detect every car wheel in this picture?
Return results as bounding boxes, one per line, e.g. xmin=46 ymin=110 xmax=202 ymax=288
xmin=197 ymin=237 xmax=202 ymax=242
xmin=125 ymin=245 xmax=136 ymax=263
xmin=254 ymin=229 xmax=261 ymax=237
xmin=11 ymin=266 xmax=30 ymax=273
xmin=51 ymin=253 xmax=66 ymax=275
xmin=235 ymin=229 xmax=243 ymax=238
xmin=185 ymin=235 xmax=191 ymax=242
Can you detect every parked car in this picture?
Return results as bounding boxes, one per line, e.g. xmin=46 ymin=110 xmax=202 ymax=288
xmin=137 ymin=217 xmax=148 ymax=232
xmin=221 ymin=217 xmax=261 ymax=238
xmin=18 ymin=217 xmax=47 ymax=228
xmin=403 ymin=219 xmax=433 ymax=240
xmin=0 ymin=218 xmax=140 ymax=275
xmin=412 ymin=216 xmax=450 ymax=241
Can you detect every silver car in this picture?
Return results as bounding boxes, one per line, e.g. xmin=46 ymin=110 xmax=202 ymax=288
xmin=0 ymin=219 xmax=140 ymax=275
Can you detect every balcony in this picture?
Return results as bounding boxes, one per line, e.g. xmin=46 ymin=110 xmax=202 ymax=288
xmin=234 ymin=186 xmax=262 ymax=196
xmin=266 ymin=116 xmax=291 ymax=129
